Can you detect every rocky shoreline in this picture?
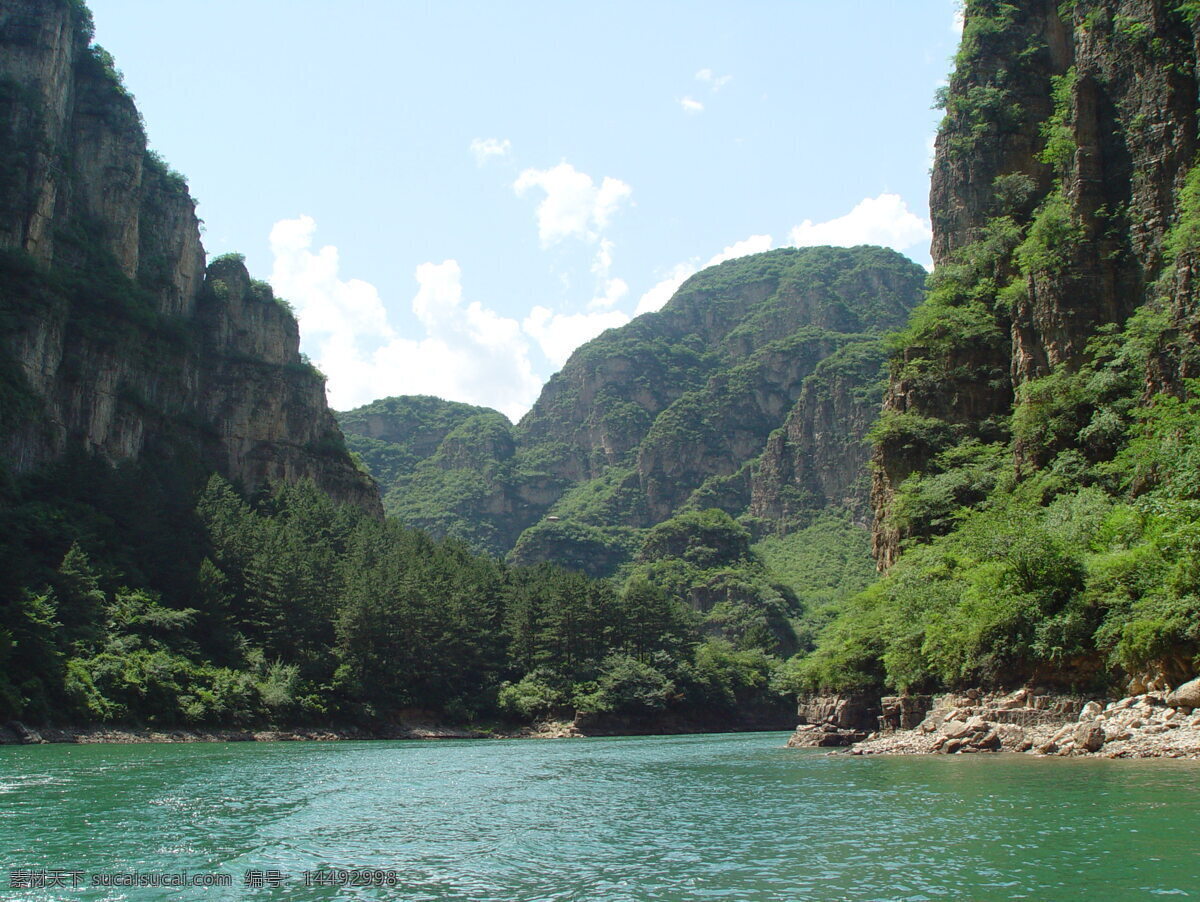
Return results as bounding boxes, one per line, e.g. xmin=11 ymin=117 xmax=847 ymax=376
xmin=0 ymin=711 xmax=796 ymax=745
xmin=788 ymin=680 xmax=1200 ymax=759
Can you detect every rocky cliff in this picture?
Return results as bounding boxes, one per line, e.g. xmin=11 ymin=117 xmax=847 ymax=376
xmin=872 ymin=0 xmax=1200 ymax=566
xmin=0 ymin=0 xmax=378 ymax=512
xmin=342 ymin=246 xmax=925 ymax=571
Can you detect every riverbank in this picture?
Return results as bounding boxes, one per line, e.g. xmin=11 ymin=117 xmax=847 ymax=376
xmin=795 ymin=682 xmax=1200 ymax=759
xmin=0 ymin=712 xmax=795 ymax=745
xmin=0 ymin=721 xmax=498 ymax=745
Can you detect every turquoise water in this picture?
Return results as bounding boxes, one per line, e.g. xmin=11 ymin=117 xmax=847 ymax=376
xmin=1 ymin=732 xmax=1198 ymax=901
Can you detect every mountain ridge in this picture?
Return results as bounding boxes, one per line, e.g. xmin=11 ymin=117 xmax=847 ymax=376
xmin=339 ymin=245 xmax=926 ymax=574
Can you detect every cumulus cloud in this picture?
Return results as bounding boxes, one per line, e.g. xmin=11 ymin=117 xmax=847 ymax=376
xmin=695 ymin=68 xmax=732 ymax=91
xmin=787 ymin=194 xmax=931 ymax=257
xmin=952 ymin=4 xmax=965 ymax=35
xmin=523 ymin=306 xmax=631 ymax=368
xmin=514 ymin=163 xmax=633 ymax=246
xmin=680 ymin=96 xmax=704 ymax=114
xmin=469 ymin=137 xmax=512 ymax=166
xmin=635 ymin=263 xmax=698 ymax=316
xmin=269 ymin=216 xmax=542 ymax=420
xmin=706 ymin=234 xmax=773 ymax=266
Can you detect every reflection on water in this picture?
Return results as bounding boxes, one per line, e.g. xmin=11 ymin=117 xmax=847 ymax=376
xmin=2 ymin=734 xmax=1199 ymax=901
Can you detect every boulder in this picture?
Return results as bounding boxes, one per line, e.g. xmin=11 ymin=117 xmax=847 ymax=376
xmin=998 ymin=688 xmax=1030 ymax=709
xmin=1073 ymin=721 xmax=1106 ymax=753
xmin=1166 ymin=677 xmax=1200 ymax=710
xmin=1079 ymin=701 xmax=1103 ymax=721
xmin=941 ymin=721 xmax=973 ymax=740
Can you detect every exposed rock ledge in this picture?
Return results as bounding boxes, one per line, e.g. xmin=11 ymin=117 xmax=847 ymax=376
xmin=791 ymin=680 xmax=1200 ymax=759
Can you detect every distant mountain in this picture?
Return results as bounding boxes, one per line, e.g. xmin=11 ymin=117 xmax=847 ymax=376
xmin=339 ymin=245 xmax=926 ymax=574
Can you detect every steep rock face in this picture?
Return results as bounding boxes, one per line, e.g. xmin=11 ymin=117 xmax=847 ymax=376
xmin=872 ymin=0 xmax=1200 ymax=567
xmin=750 ymin=341 xmax=889 ymax=524
xmin=0 ymin=0 xmax=378 ymax=513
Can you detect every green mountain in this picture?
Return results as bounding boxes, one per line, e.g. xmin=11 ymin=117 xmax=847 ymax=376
xmin=794 ymin=0 xmax=1200 ymax=696
xmin=340 ymin=246 xmax=927 ymax=577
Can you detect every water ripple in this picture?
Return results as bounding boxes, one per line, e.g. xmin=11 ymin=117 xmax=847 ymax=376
xmin=3 ymin=736 xmax=1200 ymax=900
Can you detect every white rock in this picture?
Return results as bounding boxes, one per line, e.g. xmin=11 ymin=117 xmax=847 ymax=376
xmin=1166 ymin=677 xmax=1200 ymax=709
xmin=1079 ymin=701 xmax=1103 ymax=721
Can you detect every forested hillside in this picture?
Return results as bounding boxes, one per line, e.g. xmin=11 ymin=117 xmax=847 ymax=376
xmin=793 ymin=0 xmax=1200 ymax=697
xmin=0 ymin=0 xmax=825 ymax=729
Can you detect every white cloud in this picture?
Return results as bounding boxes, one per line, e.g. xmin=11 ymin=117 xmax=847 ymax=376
xmin=269 ymin=216 xmax=542 ymax=420
xmin=523 ymin=306 xmax=631 ymax=368
xmin=695 ymin=68 xmax=732 ymax=91
xmin=514 ymin=162 xmax=632 ymax=246
xmin=705 ymin=234 xmax=773 ymax=266
xmin=787 ymin=194 xmax=931 ymax=257
xmin=469 ymin=137 xmax=512 ymax=166
xmin=270 ymin=215 xmax=394 ymax=341
xmin=952 ymin=3 xmax=965 ymax=35
xmin=592 ymin=237 xmax=615 ymax=277
xmin=680 ymin=96 xmax=704 ymax=114
xmin=635 ymin=263 xmax=697 ymax=315
xmin=588 ymin=277 xmax=629 ymax=310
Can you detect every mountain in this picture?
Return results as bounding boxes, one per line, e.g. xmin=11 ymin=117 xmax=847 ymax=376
xmin=0 ymin=0 xmax=378 ymax=513
xmin=795 ymin=0 xmax=1200 ymax=696
xmin=339 ymin=246 xmax=928 ymax=574
xmin=0 ymin=0 xmax=827 ymax=730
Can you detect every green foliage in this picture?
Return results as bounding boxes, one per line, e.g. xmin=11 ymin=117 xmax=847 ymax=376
xmin=1039 ymin=69 xmax=1077 ymax=171
xmin=143 ymin=149 xmax=189 ymax=198
xmin=888 ymin=440 xmax=1009 ymax=539
xmin=868 ymin=411 xmax=956 ymax=462
xmin=1015 ymin=192 xmax=1084 ymax=276
xmin=497 ymin=669 xmax=567 ymax=719
xmin=992 ymin=173 xmax=1037 ymax=216
xmin=60 ymin=0 xmax=96 ymax=43
xmin=80 ymin=45 xmax=132 ymax=100
xmin=639 ymin=509 xmax=751 ymax=568
xmin=1164 ymin=159 xmax=1200 ymax=263
xmin=752 ymin=513 xmax=876 ymax=618
xmin=805 ymin=300 xmax=1200 ymax=694
xmin=574 ymin=654 xmax=676 ymax=714
xmin=1177 ymin=1 xmax=1200 ymax=26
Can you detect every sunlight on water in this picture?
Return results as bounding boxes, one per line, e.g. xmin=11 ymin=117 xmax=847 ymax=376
xmin=3 ymin=733 xmax=1200 ymax=900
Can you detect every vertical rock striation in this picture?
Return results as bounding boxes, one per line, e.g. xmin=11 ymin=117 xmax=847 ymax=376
xmin=0 ymin=0 xmax=379 ymax=513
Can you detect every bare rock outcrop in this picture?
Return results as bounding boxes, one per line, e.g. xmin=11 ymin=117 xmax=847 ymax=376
xmin=835 ymin=682 xmax=1200 ymax=759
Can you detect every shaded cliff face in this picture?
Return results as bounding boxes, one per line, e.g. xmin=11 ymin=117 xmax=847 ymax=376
xmin=872 ymin=0 xmax=1200 ymax=567
xmin=0 ymin=0 xmax=378 ymax=513
xmin=342 ymin=246 xmax=926 ymax=569
xmin=750 ymin=340 xmax=889 ymax=525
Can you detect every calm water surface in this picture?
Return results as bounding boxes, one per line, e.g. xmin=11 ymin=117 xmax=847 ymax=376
xmin=1 ymin=731 xmax=1197 ymax=901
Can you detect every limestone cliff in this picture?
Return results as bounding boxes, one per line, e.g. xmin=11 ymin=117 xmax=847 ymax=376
xmin=0 ymin=0 xmax=378 ymax=512
xmin=872 ymin=0 xmax=1200 ymax=566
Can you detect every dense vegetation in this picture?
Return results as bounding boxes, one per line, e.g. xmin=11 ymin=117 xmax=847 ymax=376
xmin=784 ymin=0 xmax=1200 ymax=698
xmin=0 ymin=451 xmax=804 ymax=727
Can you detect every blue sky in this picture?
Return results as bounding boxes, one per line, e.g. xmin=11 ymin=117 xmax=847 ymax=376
xmin=87 ymin=1 xmax=962 ymax=419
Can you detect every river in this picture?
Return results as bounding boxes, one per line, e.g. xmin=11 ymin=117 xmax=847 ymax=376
xmin=2 ymin=731 xmax=1197 ymax=900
